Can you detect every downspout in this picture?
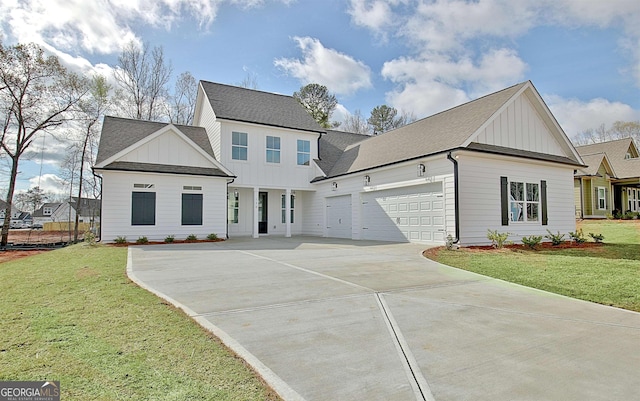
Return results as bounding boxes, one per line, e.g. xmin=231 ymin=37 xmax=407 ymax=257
xmin=226 ymin=178 xmax=235 ymax=239
xmin=92 ymin=170 xmax=103 ymax=242
xmin=446 ymin=152 xmax=460 ymax=244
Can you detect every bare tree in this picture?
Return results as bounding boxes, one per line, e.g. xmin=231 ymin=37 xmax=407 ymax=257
xmin=166 ymin=71 xmax=197 ymax=125
xmin=238 ymin=71 xmax=259 ymax=90
xmin=13 ymin=186 xmax=48 ymax=215
xmin=573 ymin=121 xmax=640 ymax=145
xmin=341 ymin=109 xmax=371 ymax=135
xmin=113 ymin=41 xmax=172 ymax=121
xmin=0 ymin=42 xmax=87 ymax=246
xmin=69 ymin=75 xmax=110 ymax=241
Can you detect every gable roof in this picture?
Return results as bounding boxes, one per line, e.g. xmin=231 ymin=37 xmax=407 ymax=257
xmin=575 ymin=153 xmax=615 ymax=177
xmin=96 ymin=116 xmax=216 ymax=164
xmin=95 ymin=116 xmax=233 ymax=178
xmin=576 ymin=138 xmax=640 ymax=179
xmin=199 ymin=81 xmax=325 ymax=134
xmin=322 ymin=81 xmax=581 ymax=178
xmin=316 ymin=130 xmax=370 ymax=175
xmin=32 ymin=202 xmax=62 ymax=217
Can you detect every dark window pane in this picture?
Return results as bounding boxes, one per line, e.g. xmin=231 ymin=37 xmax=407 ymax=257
xmin=182 ymin=193 xmax=203 ymax=225
xmin=132 ymin=192 xmax=155 ymax=225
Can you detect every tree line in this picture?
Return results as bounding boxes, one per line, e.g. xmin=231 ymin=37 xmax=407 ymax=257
xmin=0 ymin=41 xmax=198 ymax=245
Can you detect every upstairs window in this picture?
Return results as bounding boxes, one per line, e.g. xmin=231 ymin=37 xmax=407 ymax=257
xmin=297 ymin=140 xmax=310 ymax=166
xmin=266 ymin=136 xmax=280 ymax=163
xmin=43 ymin=207 xmax=53 ymax=216
xmin=232 ymin=132 xmax=248 ymax=160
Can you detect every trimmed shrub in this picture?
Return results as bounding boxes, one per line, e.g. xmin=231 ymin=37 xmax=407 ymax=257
xmin=487 ymin=229 xmax=511 ymax=249
xmin=545 ymin=229 xmax=565 ymax=246
xmin=164 ymin=235 xmax=175 ymax=243
xmin=186 ymin=234 xmax=198 ymax=241
xmin=136 ymin=236 xmax=149 ymax=244
xmin=114 ymin=236 xmax=127 ymax=244
xmin=206 ymin=233 xmax=218 ymax=240
xmin=589 ymin=232 xmax=605 ymax=243
xmin=569 ymin=229 xmax=587 ymax=244
xmin=521 ymin=235 xmax=543 ymax=250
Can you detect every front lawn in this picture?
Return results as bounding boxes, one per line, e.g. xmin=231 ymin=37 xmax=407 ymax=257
xmin=425 ymin=220 xmax=640 ymax=312
xmin=0 ymin=244 xmax=281 ymax=401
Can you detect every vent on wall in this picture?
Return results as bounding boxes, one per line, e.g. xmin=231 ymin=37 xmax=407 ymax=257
xmin=133 ymin=183 xmax=155 ymax=189
xmin=183 ymin=186 xmax=202 ymax=191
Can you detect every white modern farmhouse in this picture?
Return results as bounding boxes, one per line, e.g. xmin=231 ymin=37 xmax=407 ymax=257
xmin=94 ymin=80 xmax=584 ymax=245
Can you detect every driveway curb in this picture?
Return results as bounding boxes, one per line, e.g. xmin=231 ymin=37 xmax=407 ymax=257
xmin=126 ymin=247 xmax=306 ymax=401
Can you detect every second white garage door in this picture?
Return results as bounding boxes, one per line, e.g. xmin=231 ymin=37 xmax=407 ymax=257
xmin=361 ymin=182 xmax=445 ymax=243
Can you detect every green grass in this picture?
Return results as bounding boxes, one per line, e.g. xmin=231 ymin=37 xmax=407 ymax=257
xmin=0 ymin=244 xmax=280 ymax=401
xmin=429 ymin=220 xmax=640 ymax=312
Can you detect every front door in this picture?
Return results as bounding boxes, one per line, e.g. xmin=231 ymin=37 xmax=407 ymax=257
xmin=259 ymin=192 xmax=268 ymax=234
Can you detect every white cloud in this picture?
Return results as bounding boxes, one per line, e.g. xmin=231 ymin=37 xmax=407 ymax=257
xmin=348 ymin=0 xmax=640 ymax=118
xmin=546 ymin=95 xmax=640 ymax=139
xmin=381 ymin=49 xmax=527 ymax=117
xmin=28 ymin=174 xmax=67 ymax=196
xmin=274 ymin=36 xmax=373 ymax=96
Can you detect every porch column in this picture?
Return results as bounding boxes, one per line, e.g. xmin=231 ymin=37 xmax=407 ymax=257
xmin=285 ymin=188 xmax=291 ymax=238
xmin=253 ymin=187 xmax=259 ymax=238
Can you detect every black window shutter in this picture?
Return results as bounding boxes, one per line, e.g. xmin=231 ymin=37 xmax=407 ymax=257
xmin=500 ymin=176 xmax=509 ymax=226
xmin=541 ymin=180 xmax=548 ymax=226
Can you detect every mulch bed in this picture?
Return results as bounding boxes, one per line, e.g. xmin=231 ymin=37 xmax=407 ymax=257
xmin=423 ymin=241 xmax=604 ymax=260
xmin=110 ymin=239 xmax=225 ymax=246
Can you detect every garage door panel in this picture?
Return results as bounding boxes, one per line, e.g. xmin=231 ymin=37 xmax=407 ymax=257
xmin=361 ymin=182 xmax=445 ymax=244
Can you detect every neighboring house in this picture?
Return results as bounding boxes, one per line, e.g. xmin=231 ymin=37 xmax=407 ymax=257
xmin=576 ymin=138 xmax=640 ymax=216
xmin=93 ymin=118 xmax=235 ymax=242
xmin=32 ymin=202 xmax=62 ymax=225
xmin=51 ymin=197 xmax=101 ymax=227
xmin=95 ymin=80 xmax=584 ymax=245
xmin=0 ymin=199 xmax=23 ymax=221
xmin=573 ymin=153 xmax=615 ymax=218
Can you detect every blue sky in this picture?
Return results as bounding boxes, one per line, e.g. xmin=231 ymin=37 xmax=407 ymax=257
xmin=1 ymin=0 xmax=639 ymax=195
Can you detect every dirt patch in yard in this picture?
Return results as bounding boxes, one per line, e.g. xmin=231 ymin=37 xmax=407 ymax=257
xmin=0 ymin=249 xmax=51 ymax=263
xmin=6 ymin=229 xmax=82 ymax=244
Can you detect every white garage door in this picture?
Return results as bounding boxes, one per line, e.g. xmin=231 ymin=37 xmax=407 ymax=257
xmin=361 ymin=182 xmax=445 ymax=243
xmin=326 ymin=195 xmax=352 ymax=239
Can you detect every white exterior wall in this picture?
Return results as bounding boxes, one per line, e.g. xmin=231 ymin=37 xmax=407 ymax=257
xmin=100 ymin=170 xmax=228 ymax=242
xmin=473 ymin=93 xmax=565 ymax=156
xmin=227 ymin=187 xmax=305 ymax=237
xmin=194 ymin=97 xmax=222 ymax=160
xmin=304 ymin=155 xmax=455 ymax=243
xmin=219 ymin=121 xmax=319 ymax=190
xmin=457 ymin=151 xmax=576 ymax=245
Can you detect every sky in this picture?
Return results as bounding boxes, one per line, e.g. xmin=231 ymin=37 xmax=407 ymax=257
xmin=1 ymin=0 xmax=639 ymax=196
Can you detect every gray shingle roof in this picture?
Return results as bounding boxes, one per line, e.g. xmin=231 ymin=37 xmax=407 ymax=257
xmin=576 ymin=138 xmax=640 ymax=179
xmin=323 ymin=82 xmax=529 ymax=178
xmin=200 ymin=81 xmax=325 ymax=134
xmin=100 ymin=161 xmax=233 ymax=178
xmin=316 ymin=130 xmax=370 ymax=175
xmin=96 ymin=116 xmax=216 ymax=165
xmin=575 ymin=153 xmax=608 ymax=177
xmin=32 ymin=203 xmax=61 ymax=218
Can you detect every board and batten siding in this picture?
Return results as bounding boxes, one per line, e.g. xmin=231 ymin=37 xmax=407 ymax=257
xmin=100 ymin=171 xmax=228 ymax=242
xmin=457 ymin=152 xmax=576 ymax=245
xmin=473 ymin=93 xmax=565 ymax=156
xmin=119 ymin=129 xmax=213 ymax=168
xmin=305 ymin=155 xmax=455 ymax=243
xmin=193 ymin=95 xmax=222 ymax=160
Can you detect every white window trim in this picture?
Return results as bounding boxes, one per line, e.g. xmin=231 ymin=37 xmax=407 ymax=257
xmin=266 ymin=136 xmax=281 ymax=164
xmin=509 ymin=180 xmax=540 ymax=223
xmin=596 ymin=186 xmax=607 ymax=210
xmin=232 ymin=131 xmax=248 ymax=161
xmin=297 ymin=139 xmax=311 ymax=166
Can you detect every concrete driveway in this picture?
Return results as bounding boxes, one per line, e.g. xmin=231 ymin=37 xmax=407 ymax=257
xmin=128 ymin=237 xmax=640 ymax=401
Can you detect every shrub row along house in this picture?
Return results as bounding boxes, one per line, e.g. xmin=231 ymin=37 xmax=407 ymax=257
xmin=93 ymin=80 xmax=585 ymax=245
xmin=574 ymin=138 xmax=640 ymax=218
